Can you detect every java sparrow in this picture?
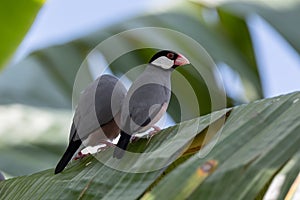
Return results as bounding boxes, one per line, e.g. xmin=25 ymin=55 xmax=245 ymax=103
xmin=113 ymin=50 xmax=190 ymax=159
xmin=55 ymin=74 xmax=127 ymax=174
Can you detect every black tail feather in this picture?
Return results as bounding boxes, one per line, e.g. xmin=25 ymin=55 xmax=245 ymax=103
xmin=113 ymin=131 xmax=131 ymax=159
xmin=54 ymin=139 xmax=82 ymax=174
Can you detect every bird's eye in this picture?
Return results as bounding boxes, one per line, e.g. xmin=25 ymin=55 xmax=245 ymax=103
xmin=166 ymin=53 xmax=175 ymax=59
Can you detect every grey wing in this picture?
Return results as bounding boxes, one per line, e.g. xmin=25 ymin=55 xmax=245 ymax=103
xmin=129 ymin=83 xmax=171 ymax=129
xmin=73 ymin=75 xmax=126 ymax=141
xmin=95 ymin=75 xmax=127 ymax=125
xmin=68 ymin=122 xmax=77 ymax=142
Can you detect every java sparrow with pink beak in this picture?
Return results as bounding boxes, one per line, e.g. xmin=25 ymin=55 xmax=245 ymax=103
xmin=113 ymin=50 xmax=190 ymax=159
xmin=55 ymin=74 xmax=127 ymax=174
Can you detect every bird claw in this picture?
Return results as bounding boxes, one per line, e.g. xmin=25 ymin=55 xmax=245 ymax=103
xmin=97 ymin=141 xmax=114 ymax=152
xmin=129 ymin=126 xmax=161 ymax=145
xmin=130 ymin=135 xmax=139 ymax=143
xmin=147 ymin=126 xmax=161 ymax=138
xmin=146 ymin=126 xmax=161 ymax=145
xmin=73 ymin=151 xmax=90 ymax=160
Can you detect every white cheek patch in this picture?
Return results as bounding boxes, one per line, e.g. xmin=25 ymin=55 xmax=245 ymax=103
xmin=151 ymin=56 xmax=174 ymax=69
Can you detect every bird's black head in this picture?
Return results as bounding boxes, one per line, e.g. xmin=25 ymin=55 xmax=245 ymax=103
xmin=149 ymin=50 xmax=190 ymax=70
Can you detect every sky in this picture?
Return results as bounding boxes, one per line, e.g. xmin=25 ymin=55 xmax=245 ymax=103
xmin=16 ymin=0 xmax=300 ymax=99
xmin=248 ymin=14 xmax=300 ymax=98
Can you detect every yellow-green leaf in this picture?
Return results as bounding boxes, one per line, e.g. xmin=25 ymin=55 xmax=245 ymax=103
xmin=0 ymin=0 xmax=44 ymax=69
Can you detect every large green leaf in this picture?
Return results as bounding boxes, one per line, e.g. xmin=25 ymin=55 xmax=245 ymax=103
xmin=1 ymin=92 xmax=300 ymax=199
xmin=143 ymin=92 xmax=300 ymax=200
xmin=0 ymin=106 xmax=228 ymax=199
xmin=0 ymin=0 xmax=44 ymax=69
xmin=264 ymin=149 xmax=300 ymax=200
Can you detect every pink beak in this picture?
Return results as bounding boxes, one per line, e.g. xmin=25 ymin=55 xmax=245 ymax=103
xmin=175 ymin=54 xmax=190 ymax=66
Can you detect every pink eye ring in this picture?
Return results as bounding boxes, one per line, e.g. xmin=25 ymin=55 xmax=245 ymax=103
xmin=167 ymin=53 xmax=175 ymax=59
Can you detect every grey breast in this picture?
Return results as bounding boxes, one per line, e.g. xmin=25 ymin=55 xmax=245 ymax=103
xmin=120 ymin=65 xmax=172 ymax=134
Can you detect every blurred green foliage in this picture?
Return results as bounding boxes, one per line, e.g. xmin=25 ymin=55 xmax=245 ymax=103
xmin=0 ymin=0 xmax=44 ymax=69
xmin=0 ymin=0 xmax=300 ymax=199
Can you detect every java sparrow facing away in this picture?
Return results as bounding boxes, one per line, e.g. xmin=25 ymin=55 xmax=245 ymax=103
xmin=113 ymin=50 xmax=190 ymax=159
xmin=55 ymin=74 xmax=127 ymax=174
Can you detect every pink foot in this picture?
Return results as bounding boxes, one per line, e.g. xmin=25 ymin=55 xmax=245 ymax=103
xmin=129 ymin=126 xmax=162 ymax=144
xmin=74 ymin=151 xmax=90 ymax=160
xmin=147 ymin=126 xmax=161 ymax=138
xmin=146 ymin=126 xmax=161 ymax=145
xmin=130 ymin=135 xmax=139 ymax=143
